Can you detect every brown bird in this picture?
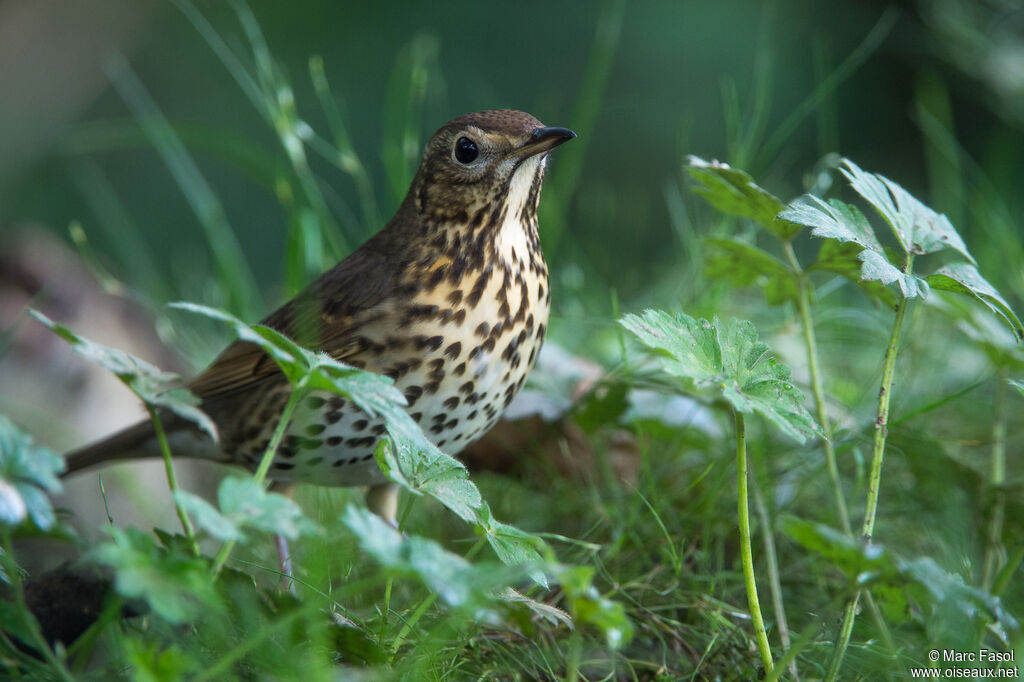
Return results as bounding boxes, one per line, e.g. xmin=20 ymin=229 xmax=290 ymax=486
xmin=65 ymin=110 xmax=575 ymax=523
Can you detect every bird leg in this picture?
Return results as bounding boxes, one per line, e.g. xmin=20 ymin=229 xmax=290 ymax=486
xmin=365 ymin=482 xmax=400 ymax=529
xmin=270 ymin=481 xmax=298 ymax=594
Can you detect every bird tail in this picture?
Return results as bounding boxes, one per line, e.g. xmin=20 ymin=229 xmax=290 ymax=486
xmin=63 ymin=416 xmax=220 ymax=475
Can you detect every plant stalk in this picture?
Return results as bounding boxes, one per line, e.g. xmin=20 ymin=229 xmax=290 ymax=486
xmin=148 ymin=404 xmax=200 ymax=557
xmin=784 ymin=242 xmax=896 ymax=661
xmin=826 ymin=290 xmax=910 ymax=681
xmin=736 ymin=411 xmax=774 ymax=673
xmin=752 ymin=470 xmax=798 ymax=680
xmin=782 ymin=241 xmax=852 ymax=535
xmin=213 ymin=387 xmax=303 ymax=574
xmin=982 ymin=368 xmax=1008 ymax=592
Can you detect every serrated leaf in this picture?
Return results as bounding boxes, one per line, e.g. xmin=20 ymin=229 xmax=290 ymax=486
xmin=620 ymin=311 xmax=822 ymax=443
xmin=926 ymin=262 xmax=1024 ymax=341
xmin=841 ymin=158 xmax=974 ymax=262
xmin=174 ymin=302 xmax=551 ymax=583
xmin=704 ymin=237 xmax=798 ymax=305
xmin=29 ymin=309 xmax=217 ymax=441
xmin=93 ymin=527 xmax=217 ymax=624
xmin=476 ymin=502 xmax=548 ymax=587
xmin=780 ymin=195 xmax=928 ymax=299
xmin=0 ymin=416 xmax=64 ymax=529
xmin=687 ymin=156 xmax=801 ymax=239
xmin=375 ymin=434 xmax=481 ymax=524
xmin=779 ymin=194 xmax=884 ymax=252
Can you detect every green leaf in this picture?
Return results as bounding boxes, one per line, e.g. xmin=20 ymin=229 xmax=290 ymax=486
xmin=782 ymin=517 xmax=889 ymax=577
xmin=175 ymin=302 xmax=548 ymax=579
xmin=124 ymin=639 xmax=199 ymax=682
xmin=549 ymin=564 xmax=634 ymax=649
xmin=173 ymin=491 xmax=241 ymax=542
xmin=783 ymin=517 xmax=1018 ymax=633
xmin=29 ymin=309 xmax=217 ymax=441
xmin=93 ymin=527 xmax=217 ymax=624
xmin=176 ymin=477 xmax=321 ymax=542
xmin=1010 ymin=379 xmax=1024 ymax=397
xmin=779 ymin=195 xmax=928 ymax=298
xmin=620 ymin=311 xmax=823 ymax=443
xmin=810 ymin=240 xmax=897 ymax=306
xmin=0 ymin=416 xmax=64 ymax=530
xmin=375 ymin=435 xmax=481 ymax=524
xmin=926 ymin=262 xmax=1024 ymax=341
xmin=687 ymin=156 xmax=801 ymax=240
xmin=703 ymin=237 xmax=798 ymax=305
xmin=171 ymin=303 xmax=408 ymax=414
xmin=841 ymin=158 xmax=974 ymax=263
xmin=476 ymin=502 xmax=548 ymax=588
xmin=342 ymin=505 xmax=514 ymax=608
xmin=217 ymin=477 xmax=319 ymax=540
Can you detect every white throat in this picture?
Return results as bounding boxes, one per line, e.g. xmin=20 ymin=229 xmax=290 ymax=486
xmin=494 ymin=155 xmax=545 ymax=270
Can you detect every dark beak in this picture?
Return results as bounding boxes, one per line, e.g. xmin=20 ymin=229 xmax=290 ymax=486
xmin=509 ymin=126 xmax=577 ymax=160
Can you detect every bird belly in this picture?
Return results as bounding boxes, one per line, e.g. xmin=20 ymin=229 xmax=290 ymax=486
xmin=240 ymin=264 xmax=549 ymax=487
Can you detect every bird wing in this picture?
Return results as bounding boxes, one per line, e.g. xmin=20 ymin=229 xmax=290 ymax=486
xmin=187 ymin=245 xmax=400 ymax=400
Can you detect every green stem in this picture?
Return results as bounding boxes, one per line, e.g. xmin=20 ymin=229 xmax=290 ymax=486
xmin=253 ymin=388 xmax=303 ymax=486
xmin=982 ymin=368 xmax=1008 ymax=592
xmin=0 ymin=531 xmax=77 ymax=682
xmin=148 ymin=404 xmax=200 ymax=557
xmin=782 ymin=241 xmax=852 ymax=536
xmin=752 ymin=468 xmax=797 ymax=681
xmin=783 ymin=241 xmax=896 ymax=662
xmin=213 ymin=387 xmax=303 ymax=575
xmin=826 ymin=288 xmax=911 ymax=681
xmin=736 ymin=411 xmax=774 ymax=673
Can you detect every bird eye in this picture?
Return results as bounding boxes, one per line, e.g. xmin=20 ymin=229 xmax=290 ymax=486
xmin=453 ymin=136 xmax=479 ymax=164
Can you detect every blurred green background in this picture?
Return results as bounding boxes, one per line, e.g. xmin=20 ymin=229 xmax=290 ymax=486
xmin=4 ymin=0 xmax=1022 ymax=346
xmin=3 ymin=3 xmax=1024 ymax=676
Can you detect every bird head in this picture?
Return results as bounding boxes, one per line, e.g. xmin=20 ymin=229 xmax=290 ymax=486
xmin=410 ymin=110 xmax=576 ymax=231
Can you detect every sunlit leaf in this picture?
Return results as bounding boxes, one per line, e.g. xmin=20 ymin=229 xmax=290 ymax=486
xmin=779 ymin=195 xmax=928 ymax=298
xmin=840 ymin=158 xmax=974 ymax=262
xmin=704 ymin=237 xmax=798 ymax=305
xmin=620 ymin=311 xmax=823 ymax=443
xmin=29 ymin=309 xmax=217 ymax=441
xmin=926 ymin=262 xmax=1024 ymax=341
xmin=810 ymin=240 xmax=897 ymax=306
xmin=687 ymin=156 xmax=801 ymax=239
xmin=1009 ymin=379 xmax=1024 ymax=397
xmin=0 ymin=416 xmax=65 ymax=530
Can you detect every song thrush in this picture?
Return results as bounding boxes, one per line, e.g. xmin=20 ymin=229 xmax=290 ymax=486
xmin=65 ymin=110 xmax=575 ymax=521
